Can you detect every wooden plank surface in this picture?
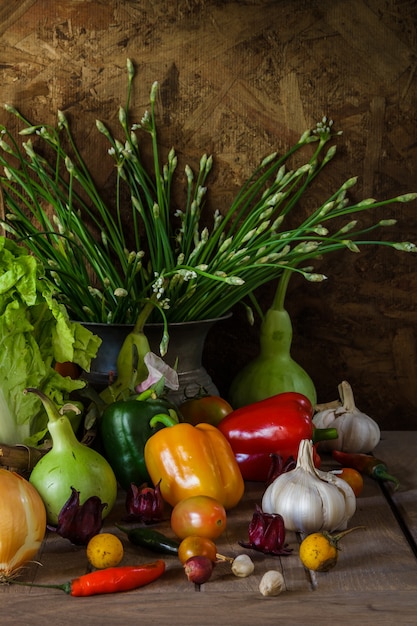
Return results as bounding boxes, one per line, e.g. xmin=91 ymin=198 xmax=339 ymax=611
xmin=1 ymin=432 xmax=417 ymax=624
xmin=1 ymin=589 xmax=417 ymax=626
xmin=372 ymin=431 xmax=417 ymax=546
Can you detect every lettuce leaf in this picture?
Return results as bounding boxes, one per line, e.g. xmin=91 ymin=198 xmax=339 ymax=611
xmin=0 ymin=237 xmax=101 ymax=445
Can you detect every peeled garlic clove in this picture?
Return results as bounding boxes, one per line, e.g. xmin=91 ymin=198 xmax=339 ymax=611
xmin=231 ymin=554 xmax=255 ymax=577
xmin=259 ymin=570 xmax=285 ymax=596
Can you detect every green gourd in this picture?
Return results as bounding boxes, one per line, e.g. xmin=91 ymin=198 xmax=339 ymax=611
xmin=100 ymin=300 xmax=161 ymax=404
xmin=27 ymin=388 xmax=117 ymax=526
xmin=229 ymin=269 xmax=316 ymax=408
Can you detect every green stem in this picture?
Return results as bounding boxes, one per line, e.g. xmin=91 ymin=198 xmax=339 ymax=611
xmin=272 ymin=268 xmax=294 ymax=311
xmin=133 ymin=300 xmax=156 ymax=333
xmin=372 ymin=465 xmax=400 ymax=490
xmin=312 ymin=427 xmax=338 ymax=443
xmin=149 ymin=413 xmax=179 ymax=428
xmin=1 ymin=578 xmax=70 ymax=594
xmin=326 ymin=526 xmax=367 ymax=545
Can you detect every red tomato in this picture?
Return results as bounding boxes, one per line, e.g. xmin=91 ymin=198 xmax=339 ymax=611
xmin=334 ymin=467 xmax=364 ymax=497
xmin=178 ymin=536 xmax=217 ymax=564
xmin=179 ymin=395 xmax=233 ymax=426
xmin=171 ymin=495 xmax=227 ymax=540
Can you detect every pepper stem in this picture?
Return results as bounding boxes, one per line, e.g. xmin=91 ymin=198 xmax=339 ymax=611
xmin=325 ymin=525 xmax=366 ymax=546
xmin=372 ymin=465 xmax=400 ymax=490
xmin=312 ymin=427 xmax=338 ymax=443
xmin=1 ymin=576 xmax=71 ymax=594
xmin=149 ymin=411 xmax=179 ymax=429
xmin=216 ymin=553 xmax=234 ymax=563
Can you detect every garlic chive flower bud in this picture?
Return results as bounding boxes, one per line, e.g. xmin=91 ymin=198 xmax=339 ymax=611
xmin=65 ymin=156 xmax=75 ymax=173
xmin=118 ymin=106 xmax=127 ymax=128
xmin=4 ymin=103 xmax=19 ymax=115
xmin=393 ymin=242 xmax=417 ymax=252
xmin=343 ymin=240 xmax=361 ymax=252
xmin=219 ymin=237 xmax=233 ymax=253
xmin=305 ymin=273 xmax=327 ymax=282
xmin=150 ymin=81 xmax=158 ymax=104
xmin=88 ymin=287 xmax=104 ymax=299
xmin=185 ymin=164 xmax=193 ymax=184
xmin=378 ymin=219 xmax=396 ymax=227
xmin=339 ymin=220 xmax=358 ymax=234
xmin=397 ymin=193 xmax=417 ymax=202
xmin=19 ymin=126 xmax=38 ymax=136
xmin=312 ymin=226 xmax=329 ymax=236
xmin=57 ymin=110 xmax=68 ymax=130
xmin=114 ymin=288 xmax=128 ymax=298
xmin=322 ymin=144 xmax=337 ymax=164
xmin=22 ymin=140 xmax=35 ymax=158
xmin=140 ymin=110 xmax=151 ymax=129
xmin=0 ymin=142 xmax=13 ymax=156
xmin=226 ymin=276 xmax=245 ymax=285
xmin=126 ymin=58 xmax=135 ymax=78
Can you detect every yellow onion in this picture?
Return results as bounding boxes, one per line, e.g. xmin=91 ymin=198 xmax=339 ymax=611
xmin=0 ymin=469 xmax=46 ymax=578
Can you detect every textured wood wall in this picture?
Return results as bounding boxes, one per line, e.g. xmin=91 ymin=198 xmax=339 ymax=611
xmin=0 ymin=0 xmax=416 ymax=428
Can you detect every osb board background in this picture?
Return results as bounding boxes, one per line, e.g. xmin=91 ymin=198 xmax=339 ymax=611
xmin=0 ymin=0 xmax=416 ymax=429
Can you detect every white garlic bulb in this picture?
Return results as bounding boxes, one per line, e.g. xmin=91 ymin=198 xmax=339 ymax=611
xmin=313 ymin=381 xmax=380 ymax=453
xmin=262 ymin=439 xmax=356 ymax=533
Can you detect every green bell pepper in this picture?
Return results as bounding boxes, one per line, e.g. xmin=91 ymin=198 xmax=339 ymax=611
xmin=100 ymin=392 xmax=178 ymax=490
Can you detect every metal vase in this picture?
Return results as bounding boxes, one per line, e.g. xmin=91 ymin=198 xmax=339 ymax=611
xmin=81 ymin=313 xmax=231 ymax=403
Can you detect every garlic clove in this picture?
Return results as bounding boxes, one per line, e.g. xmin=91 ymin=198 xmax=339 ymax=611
xmin=259 ymin=570 xmax=285 ymax=596
xmin=231 ymin=554 xmax=255 ymax=578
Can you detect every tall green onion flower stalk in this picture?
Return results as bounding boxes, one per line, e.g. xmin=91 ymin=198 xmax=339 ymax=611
xmin=0 ymin=60 xmax=416 ymax=327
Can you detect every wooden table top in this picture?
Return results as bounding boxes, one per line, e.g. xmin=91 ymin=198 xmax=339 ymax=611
xmin=2 ymin=431 xmax=417 ymax=625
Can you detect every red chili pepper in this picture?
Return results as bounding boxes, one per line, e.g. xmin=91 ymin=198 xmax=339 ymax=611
xmin=332 ymin=450 xmax=400 ymax=490
xmin=218 ymin=392 xmax=337 ymax=481
xmin=6 ymin=561 xmax=166 ymax=596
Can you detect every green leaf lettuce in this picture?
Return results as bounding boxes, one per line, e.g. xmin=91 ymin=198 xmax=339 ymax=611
xmin=0 ymin=236 xmax=101 ymax=445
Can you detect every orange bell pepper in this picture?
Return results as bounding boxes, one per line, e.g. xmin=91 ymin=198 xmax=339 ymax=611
xmin=144 ymin=421 xmax=244 ymax=509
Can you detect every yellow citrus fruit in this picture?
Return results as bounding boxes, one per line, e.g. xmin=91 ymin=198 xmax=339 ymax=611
xmin=299 ymin=532 xmax=338 ymax=572
xmin=86 ymin=533 xmax=124 ymax=569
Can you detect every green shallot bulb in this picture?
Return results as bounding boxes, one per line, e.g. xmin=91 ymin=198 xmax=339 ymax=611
xmin=27 ymin=388 xmax=117 ymax=526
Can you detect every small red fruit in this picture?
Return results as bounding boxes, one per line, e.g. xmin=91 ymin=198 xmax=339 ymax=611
xmin=184 ymin=555 xmax=214 ymax=585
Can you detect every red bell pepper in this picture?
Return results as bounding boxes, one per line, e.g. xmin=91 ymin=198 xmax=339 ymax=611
xmin=218 ymin=392 xmax=336 ymax=481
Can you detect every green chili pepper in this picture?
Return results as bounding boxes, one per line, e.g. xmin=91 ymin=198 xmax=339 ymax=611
xmin=99 ymin=393 xmax=179 ymax=490
xmin=116 ymin=524 xmax=180 ymax=555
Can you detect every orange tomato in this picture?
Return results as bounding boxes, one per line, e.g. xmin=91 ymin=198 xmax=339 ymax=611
xmin=334 ymin=467 xmax=364 ymax=497
xmin=178 ymin=536 xmax=217 ymax=564
xmin=171 ymin=495 xmax=227 ymax=540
